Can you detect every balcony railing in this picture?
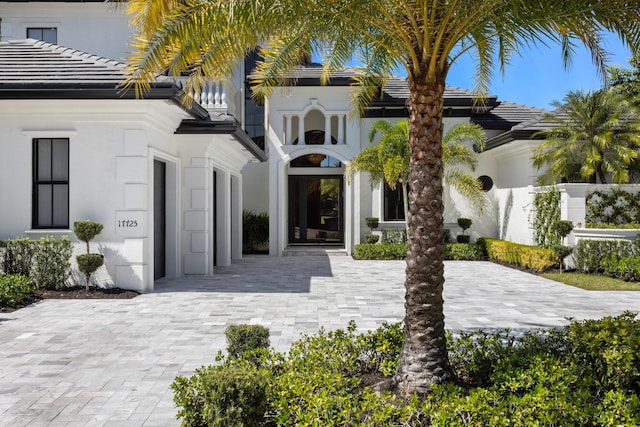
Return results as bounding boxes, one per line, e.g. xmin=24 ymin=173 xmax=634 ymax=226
xmin=175 ymin=78 xmax=239 ymax=118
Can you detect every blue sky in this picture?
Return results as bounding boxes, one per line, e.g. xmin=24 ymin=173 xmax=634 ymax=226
xmin=445 ymin=33 xmax=634 ymax=110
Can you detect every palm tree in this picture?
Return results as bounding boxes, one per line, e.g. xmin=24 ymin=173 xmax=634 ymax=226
xmin=345 ymin=120 xmax=410 ymax=230
xmin=345 ymin=121 xmax=487 ymax=231
xmin=125 ymin=0 xmax=640 ymax=395
xmin=533 ymin=89 xmax=640 ymax=184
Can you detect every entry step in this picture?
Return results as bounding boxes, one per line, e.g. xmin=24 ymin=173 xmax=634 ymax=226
xmin=283 ymin=246 xmax=349 ymax=256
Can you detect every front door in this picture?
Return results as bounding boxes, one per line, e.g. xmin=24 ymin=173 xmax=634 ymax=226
xmin=288 ymin=175 xmax=343 ymax=244
xmin=153 ymin=160 xmax=166 ymax=279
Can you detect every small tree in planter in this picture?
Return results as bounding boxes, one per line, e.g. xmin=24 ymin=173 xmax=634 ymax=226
xmin=552 ymin=220 xmax=574 ymax=273
xmin=456 ymin=218 xmax=473 ymax=243
xmin=73 ymin=220 xmax=104 ymax=292
xmin=365 ymin=217 xmax=380 ymax=244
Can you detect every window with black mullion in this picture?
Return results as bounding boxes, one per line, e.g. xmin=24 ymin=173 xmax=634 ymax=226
xmin=32 ymin=138 xmax=69 ymax=229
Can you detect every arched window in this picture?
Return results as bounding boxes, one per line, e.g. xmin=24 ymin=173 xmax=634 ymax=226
xmin=290 ymin=153 xmax=342 ymax=168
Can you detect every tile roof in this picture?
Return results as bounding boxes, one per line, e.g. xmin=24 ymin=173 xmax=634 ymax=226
xmin=0 ymin=39 xmax=134 ymax=85
xmin=472 ymin=101 xmax=548 ymax=130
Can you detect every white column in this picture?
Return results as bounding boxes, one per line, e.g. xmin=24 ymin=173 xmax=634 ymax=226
xmin=231 ymin=174 xmax=242 ymax=260
xmin=324 ymin=114 xmax=332 ymax=145
xmin=338 ymin=114 xmax=345 ymax=144
xmin=285 ymin=115 xmax=292 ymax=145
xmin=298 ymin=114 xmax=305 ymax=145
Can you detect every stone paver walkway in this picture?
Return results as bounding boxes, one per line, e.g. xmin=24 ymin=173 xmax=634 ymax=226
xmin=1 ymin=256 xmax=639 ymax=426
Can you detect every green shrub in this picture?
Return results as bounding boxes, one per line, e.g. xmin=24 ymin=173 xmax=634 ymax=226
xmin=172 ymin=362 xmax=270 ymax=427
xmin=553 ymin=220 xmax=574 ymax=239
xmin=381 ymin=228 xmax=407 ymax=244
xmin=225 ymin=324 xmax=270 ymax=359
xmin=353 ymin=243 xmax=406 ymax=260
xmin=31 ymin=237 xmax=73 ymax=290
xmin=73 ymin=220 xmax=103 ymax=253
xmin=614 ymin=257 xmax=640 ymax=281
xmin=444 ymin=243 xmax=486 ymax=260
xmin=457 ymin=217 xmax=472 ymax=232
xmin=587 ymin=222 xmax=640 ymax=229
xmin=357 ymin=322 xmax=403 ymax=376
xmin=456 ymin=234 xmax=471 ymax=243
xmin=365 ymin=216 xmax=379 ymax=231
xmin=364 ymin=234 xmax=379 ymax=244
xmin=76 ymin=254 xmax=104 ymax=292
xmin=0 ymin=274 xmax=36 ymax=307
xmin=442 ymin=228 xmax=452 ymax=244
xmin=567 ymin=312 xmax=640 ymax=394
xmin=1 ymin=238 xmax=35 ymax=276
xmin=174 ymin=318 xmax=640 ymax=426
xmin=575 ymin=239 xmax=640 ymax=273
xmin=483 ymin=238 xmax=557 ymax=272
xmin=242 ymin=210 xmax=269 ymax=253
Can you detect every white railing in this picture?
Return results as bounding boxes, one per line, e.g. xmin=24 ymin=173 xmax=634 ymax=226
xmin=175 ymin=78 xmax=238 ymax=117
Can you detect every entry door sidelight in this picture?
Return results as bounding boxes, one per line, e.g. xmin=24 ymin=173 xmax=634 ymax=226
xmin=153 ymin=160 xmax=166 ymax=279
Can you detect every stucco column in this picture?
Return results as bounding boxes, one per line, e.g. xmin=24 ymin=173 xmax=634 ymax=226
xmin=298 ymin=114 xmax=305 ymax=145
xmin=285 ymin=115 xmax=292 ymax=145
xmin=324 ymin=114 xmax=332 ymax=145
xmin=338 ymin=114 xmax=345 ymax=144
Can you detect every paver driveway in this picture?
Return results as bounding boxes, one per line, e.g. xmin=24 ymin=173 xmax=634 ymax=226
xmin=1 ymin=256 xmax=639 ymax=426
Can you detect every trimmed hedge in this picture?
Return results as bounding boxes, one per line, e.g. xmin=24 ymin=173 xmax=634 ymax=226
xmin=575 ymin=239 xmax=640 ymax=274
xmin=483 ymin=238 xmax=557 ymax=272
xmin=444 ymin=243 xmax=486 ymax=260
xmin=353 ymin=243 xmax=406 ymax=260
xmin=0 ymin=237 xmax=72 ymax=289
xmin=355 ymin=243 xmax=487 ymax=261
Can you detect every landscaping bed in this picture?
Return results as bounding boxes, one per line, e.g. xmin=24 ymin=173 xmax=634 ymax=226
xmin=0 ymin=286 xmax=139 ymax=313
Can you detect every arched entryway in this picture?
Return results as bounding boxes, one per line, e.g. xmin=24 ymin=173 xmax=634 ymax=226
xmin=288 ymin=149 xmax=344 ymax=245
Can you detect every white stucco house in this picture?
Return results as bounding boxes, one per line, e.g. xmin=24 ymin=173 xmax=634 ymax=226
xmin=1 ymin=0 xmax=565 ymax=291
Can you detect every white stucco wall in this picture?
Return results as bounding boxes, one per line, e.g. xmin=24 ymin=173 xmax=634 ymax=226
xmin=0 ymin=2 xmax=132 ymax=61
xmin=487 ymin=140 xmax=543 ymax=244
xmin=0 ymin=99 xmax=187 ymax=292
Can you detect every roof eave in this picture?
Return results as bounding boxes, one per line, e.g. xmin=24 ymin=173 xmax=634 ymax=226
xmin=0 ymin=82 xmax=209 ymax=120
xmin=175 ymin=119 xmax=267 ymax=162
xmin=485 ymin=129 xmax=545 ymax=151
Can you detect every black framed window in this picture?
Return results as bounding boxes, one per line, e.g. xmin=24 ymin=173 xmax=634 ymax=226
xmin=33 ymin=138 xmax=69 ymax=229
xmin=384 ymin=183 xmax=406 ymax=221
xmin=244 ymin=49 xmax=265 ymax=150
xmin=27 ymin=27 xmax=57 ymax=44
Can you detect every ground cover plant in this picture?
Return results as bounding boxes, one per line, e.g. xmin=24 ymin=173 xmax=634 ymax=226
xmin=173 ymin=313 xmax=640 ymax=426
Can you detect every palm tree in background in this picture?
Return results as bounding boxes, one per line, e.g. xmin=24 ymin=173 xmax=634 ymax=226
xmin=125 ymin=0 xmax=640 ymax=394
xmin=345 ymin=121 xmax=487 ymax=231
xmin=533 ymin=89 xmax=640 ymax=184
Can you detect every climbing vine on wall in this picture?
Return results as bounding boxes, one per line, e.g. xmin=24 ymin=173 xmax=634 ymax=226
xmin=534 ymin=188 xmax=561 ymax=247
xmin=586 ymin=189 xmax=640 ymax=227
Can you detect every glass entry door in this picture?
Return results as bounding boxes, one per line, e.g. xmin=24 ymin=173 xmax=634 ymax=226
xmin=289 ymin=176 xmax=343 ymax=244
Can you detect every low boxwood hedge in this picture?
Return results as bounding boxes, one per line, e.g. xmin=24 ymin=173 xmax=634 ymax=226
xmin=354 ymin=242 xmax=487 ymax=261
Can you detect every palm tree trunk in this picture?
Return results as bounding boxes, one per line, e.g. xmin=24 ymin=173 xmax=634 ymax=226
xmin=396 ymin=74 xmax=453 ymax=395
xmin=401 ymin=180 xmax=409 ymax=236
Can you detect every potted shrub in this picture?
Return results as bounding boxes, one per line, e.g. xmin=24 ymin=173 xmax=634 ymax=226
xmin=73 ymin=220 xmax=104 ymax=292
xmin=456 ymin=218 xmax=472 ymax=243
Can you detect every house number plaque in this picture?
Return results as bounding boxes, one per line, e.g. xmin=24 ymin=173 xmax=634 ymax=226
xmin=115 ymin=211 xmax=146 ymax=237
